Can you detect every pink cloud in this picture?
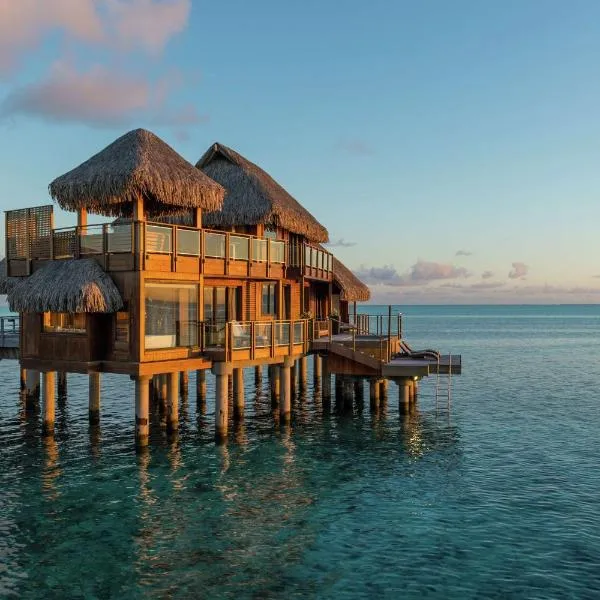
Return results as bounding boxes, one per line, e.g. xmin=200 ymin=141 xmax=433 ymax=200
xmin=0 ymin=0 xmax=103 ymax=73
xmin=105 ymin=0 xmax=191 ymax=55
xmin=1 ymin=61 xmax=205 ymax=128
xmin=508 ymin=262 xmax=529 ymax=279
xmin=0 ymin=0 xmax=191 ymax=74
xmin=354 ymin=260 xmax=470 ymax=287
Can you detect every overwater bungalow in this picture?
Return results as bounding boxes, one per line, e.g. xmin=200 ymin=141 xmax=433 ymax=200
xmin=1 ymin=128 xmax=460 ymax=448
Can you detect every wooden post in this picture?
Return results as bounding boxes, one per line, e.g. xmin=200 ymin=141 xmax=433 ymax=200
xmin=399 ymin=378 xmax=410 ymax=412
xmin=213 ymin=363 xmax=232 ymax=440
xmin=370 ymin=379 xmax=381 ymax=410
xmin=20 ymin=368 xmax=27 ymax=392
xmin=57 ymin=372 xmax=67 ymax=397
xmin=233 ymin=368 xmax=245 ymax=420
xmin=135 ymin=375 xmax=150 ymax=448
xmin=159 ymin=374 xmax=168 ymax=417
xmin=42 ymin=371 xmax=56 ymax=436
xmin=270 ymin=365 xmax=281 ymax=405
xmin=77 ymin=208 xmax=88 ymax=228
xmin=254 ymin=365 xmax=262 ymax=386
xmin=26 ymin=369 xmax=40 ymax=401
xmin=167 ymin=372 xmax=179 ymax=433
xmin=196 ymin=369 xmax=207 ymax=408
xmin=379 ymin=379 xmax=388 ymax=400
xmin=180 ymin=370 xmax=189 ymax=397
xmin=413 ymin=379 xmax=419 ymax=403
xmin=89 ymin=372 xmax=100 ymax=424
xmin=280 ymin=357 xmax=294 ymax=423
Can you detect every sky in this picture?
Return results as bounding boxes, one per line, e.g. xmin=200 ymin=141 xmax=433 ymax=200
xmin=1 ymin=0 xmax=600 ymax=304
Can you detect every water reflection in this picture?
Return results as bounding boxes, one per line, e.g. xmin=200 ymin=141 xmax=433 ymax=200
xmin=42 ymin=436 xmax=61 ymax=501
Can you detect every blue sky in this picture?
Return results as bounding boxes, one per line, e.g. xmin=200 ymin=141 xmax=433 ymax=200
xmin=1 ymin=0 xmax=600 ymax=303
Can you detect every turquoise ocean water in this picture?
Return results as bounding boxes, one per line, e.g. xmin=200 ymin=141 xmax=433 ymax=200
xmin=1 ymin=304 xmax=600 ymax=599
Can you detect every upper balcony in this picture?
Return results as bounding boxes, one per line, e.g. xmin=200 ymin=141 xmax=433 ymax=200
xmin=4 ymin=205 xmax=333 ymax=281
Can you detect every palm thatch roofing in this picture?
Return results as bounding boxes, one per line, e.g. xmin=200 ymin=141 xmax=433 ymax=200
xmin=332 ymin=256 xmax=371 ymax=302
xmin=7 ymin=259 xmax=123 ymax=313
xmin=49 ymin=129 xmax=225 ymax=218
xmin=0 ymin=258 xmax=18 ymax=295
xmin=196 ymin=143 xmax=329 ymax=243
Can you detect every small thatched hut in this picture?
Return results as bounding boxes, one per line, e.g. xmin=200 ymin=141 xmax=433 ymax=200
xmin=49 ymin=129 xmax=225 ymax=217
xmin=8 ymin=259 xmax=123 ymax=314
xmin=196 ymin=143 xmax=329 ymax=243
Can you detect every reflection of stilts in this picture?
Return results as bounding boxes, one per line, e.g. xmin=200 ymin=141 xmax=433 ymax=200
xmin=42 ymin=435 xmax=61 ymax=500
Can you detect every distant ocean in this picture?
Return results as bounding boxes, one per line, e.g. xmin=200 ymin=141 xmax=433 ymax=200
xmin=2 ymin=304 xmax=600 ymax=598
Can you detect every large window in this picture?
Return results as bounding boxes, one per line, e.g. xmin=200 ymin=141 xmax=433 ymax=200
xmin=262 ymin=283 xmax=277 ymax=316
xmin=145 ymin=283 xmax=198 ymax=349
xmin=44 ymin=312 xmax=86 ymax=333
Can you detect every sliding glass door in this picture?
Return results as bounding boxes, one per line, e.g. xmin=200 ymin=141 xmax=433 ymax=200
xmin=204 ymin=286 xmax=242 ymax=347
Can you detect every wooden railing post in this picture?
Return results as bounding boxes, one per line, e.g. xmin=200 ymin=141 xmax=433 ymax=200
xmin=225 ymin=232 xmax=230 ymax=275
xmin=171 ymin=225 xmax=177 ymax=272
xmin=271 ymin=321 xmax=276 ymax=359
xmin=289 ymin=320 xmax=294 ymax=355
xmin=250 ymin=322 xmax=255 ymax=360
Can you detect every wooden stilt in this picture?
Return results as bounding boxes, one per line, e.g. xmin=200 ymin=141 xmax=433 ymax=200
xmin=370 ymin=379 xmax=380 ymax=410
xmin=20 ymin=368 xmax=27 ymax=392
xmin=254 ymin=366 xmax=262 ymax=385
xmin=280 ymin=357 xmax=294 ymax=423
xmin=313 ymin=355 xmax=322 ymax=381
xmin=57 ymin=372 xmax=67 ymax=397
xmin=42 ymin=371 xmax=56 ymax=436
xmin=196 ymin=369 xmax=207 ymax=409
xmin=167 ymin=372 xmax=179 ymax=433
xmin=321 ymin=356 xmax=331 ymax=399
xmin=270 ymin=365 xmax=281 ymax=404
xmin=135 ymin=376 xmax=150 ymax=448
xmin=213 ymin=363 xmax=232 ymax=440
xmin=299 ymin=356 xmax=308 ymax=389
xmin=179 ymin=371 xmax=189 ymax=397
xmin=89 ymin=372 xmax=100 ymax=424
xmin=399 ymin=378 xmax=410 ymax=412
xmin=26 ymin=369 xmax=40 ymax=401
xmin=233 ymin=368 xmax=244 ymax=420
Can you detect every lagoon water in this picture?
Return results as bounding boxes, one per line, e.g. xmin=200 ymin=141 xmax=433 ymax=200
xmin=1 ymin=304 xmax=600 ymax=599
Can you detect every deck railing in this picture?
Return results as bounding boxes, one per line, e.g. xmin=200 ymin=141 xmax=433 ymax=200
xmin=0 ymin=315 xmax=20 ymax=348
xmin=203 ymin=319 xmax=309 ymax=362
xmin=288 ymin=241 xmax=333 ymax=278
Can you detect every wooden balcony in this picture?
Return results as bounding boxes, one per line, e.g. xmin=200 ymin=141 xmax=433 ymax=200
xmin=288 ymin=242 xmax=333 ymax=282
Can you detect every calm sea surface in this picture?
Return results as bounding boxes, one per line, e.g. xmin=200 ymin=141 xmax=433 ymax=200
xmin=1 ymin=304 xmax=600 ymax=599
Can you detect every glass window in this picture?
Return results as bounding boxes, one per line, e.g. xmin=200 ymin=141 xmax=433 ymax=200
xmin=264 ymin=228 xmax=277 ymax=240
xmin=145 ymin=283 xmax=198 ymax=349
xmin=44 ymin=313 xmax=86 ymax=333
xmin=146 ymin=225 xmax=172 ymax=253
xmin=177 ymin=229 xmax=200 ymax=256
xmin=262 ymin=283 xmax=277 ymax=316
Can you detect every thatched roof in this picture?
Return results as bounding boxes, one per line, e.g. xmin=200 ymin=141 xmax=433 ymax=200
xmin=0 ymin=258 xmax=18 ymax=295
xmin=7 ymin=259 xmax=123 ymax=313
xmin=332 ymin=256 xmax=371 ymax=302
xmin=49 ymin=129 xmax=225 ymax=218
xmin=196 ymin=143 xmax=329 ymax=243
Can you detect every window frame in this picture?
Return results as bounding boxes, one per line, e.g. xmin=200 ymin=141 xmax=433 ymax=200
xmin=43 ymin=312 xmax=87 ymax=334
xmin=261 ymin=283 xmax=277 ymax=317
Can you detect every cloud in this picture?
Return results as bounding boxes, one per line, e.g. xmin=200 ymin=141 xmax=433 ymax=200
xmin=455 ymin=250 xmax=472 ymax=256
xmin=354 ymin=260 xmax=470 ymax=287
xmin=0 ymin=0 xmax=191 ymax=74
xmin=104 ymin=0 xmax=191 ymax=55
xmin=336 ymin=138 xmax=374 ymax=156
xmin=325 ymin=238 xmax=357 ymax=248
xmin=508 ymin=262 xmax=529 ymax=280
xmin=482 ymin=270 xmax=494 ymax=279
xmin=1 ymin=61 xmax=205 ymax=128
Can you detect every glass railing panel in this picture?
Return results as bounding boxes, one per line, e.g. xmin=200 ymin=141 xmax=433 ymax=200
xmin=79 ymin=225 xmax=103 ymax=254
xmin=146 ymin=225 xmax=172 ymax=253
xmin=254 ymin=322 xmax=273 ymax=348
xmin=204 ymin=232 xmax=225 ymax=258
xmin=311 ymin=248 xmax=319 ymax=268
xmin=293 ymin=321 xmax=304 ymax=344
xmin=204 ymin=323 xmax=226 ymax=347
xmin=304 ymin=245 xmax=311 ymax=267
xmin=107 ymin=224 xmax=132 ymax=252
xmin=275 ymin=322 xmax=290 ymax=346
xmin=252 ymin=238 xmax=268 ymax=262
xmin=231 ymin=322 xmax=252 ymax=349
xmin=177 ymin=228 xmax=200 ymax=256
xmin=230 ymin=235 xmax=249 ymax=260
xmin=328 ymin=254 xmax=333 ymax=272
xmin=270 ymin=240 xmax=285 ymax=263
